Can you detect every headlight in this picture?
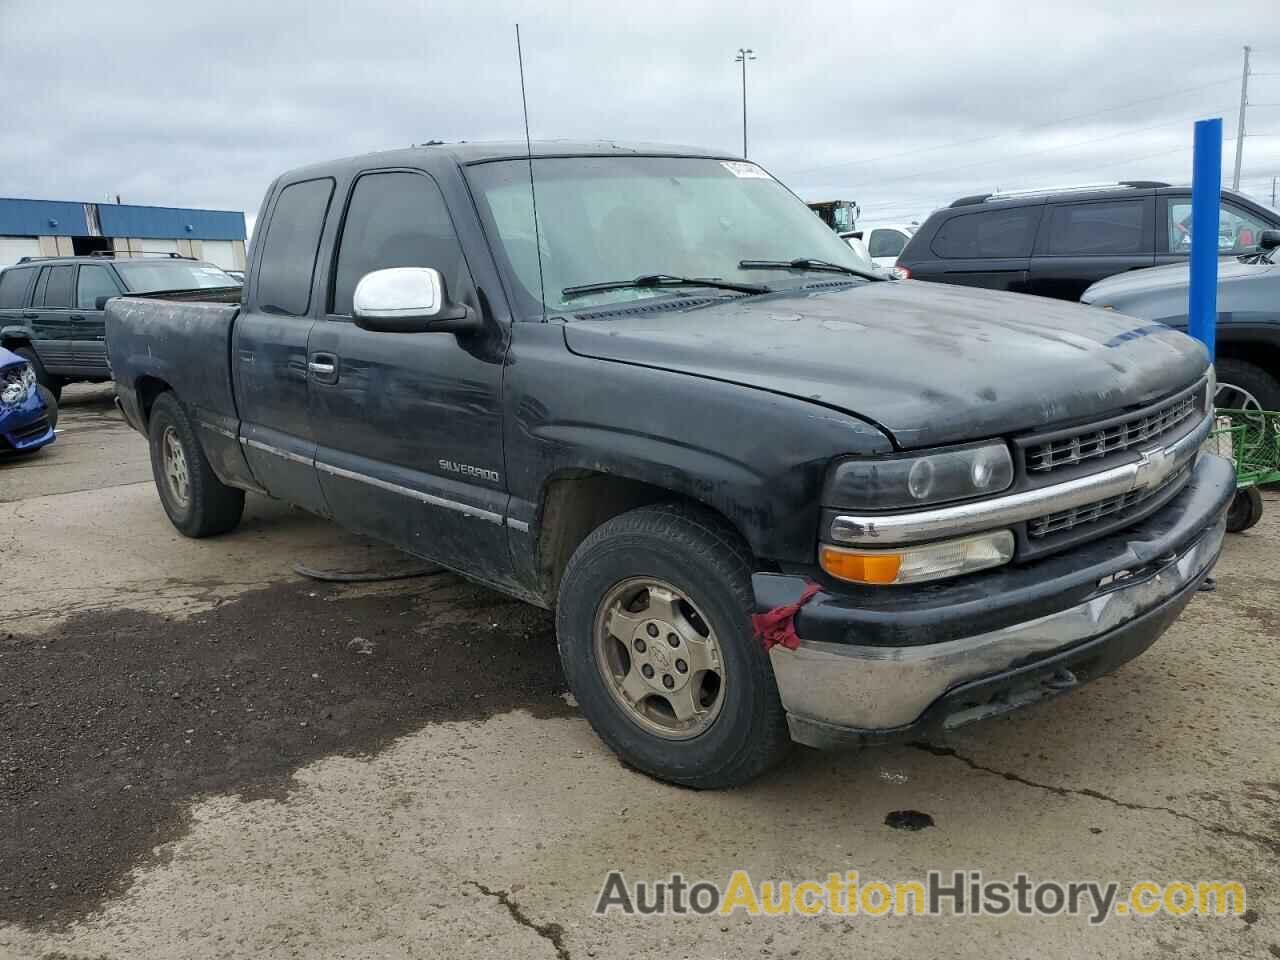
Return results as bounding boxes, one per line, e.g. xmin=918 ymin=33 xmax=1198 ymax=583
xmin=0 ymin=364 xmax=35 ymax=406
xmin=820 ymin=530 xmax=1015 ymax=585
xmin=823 ymin=441 xmax=1014 ymax=511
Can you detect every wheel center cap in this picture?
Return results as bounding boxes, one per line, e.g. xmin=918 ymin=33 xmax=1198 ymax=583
xmin=649 ymin=644 xmax=672 ymax=673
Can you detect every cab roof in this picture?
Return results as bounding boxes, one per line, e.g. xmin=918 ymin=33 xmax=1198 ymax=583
xmin=279 ymin=141 xmax=742 ymax=182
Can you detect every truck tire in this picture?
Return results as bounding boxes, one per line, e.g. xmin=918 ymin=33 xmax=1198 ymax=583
xmin=13 ymin=347 xmax=61 ymax=402
xmin=1215 ymin=358 xmax=1280 ymax=412
xmin=36 ymin=385 xmax=58 ymax=431
xmin=1225 ymin=487 xmax=1264 ymax=533
xmin=556 ymin=502 xmax=791 ymax=788
xmin=147 ymin=392 xmax=244 ymax=537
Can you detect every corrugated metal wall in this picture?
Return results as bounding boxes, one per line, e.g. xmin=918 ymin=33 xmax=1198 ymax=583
xmin=0 ymin=198 xmax=91 ymax=236
xmin=0 ymin=198 xmax=244 ymax=240
xmin=97 ymin=203 xmax=245 ymax=241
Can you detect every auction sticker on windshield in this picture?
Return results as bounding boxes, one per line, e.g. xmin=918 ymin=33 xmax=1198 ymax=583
xmin=720 ymin=160 xmax=770 ymax=179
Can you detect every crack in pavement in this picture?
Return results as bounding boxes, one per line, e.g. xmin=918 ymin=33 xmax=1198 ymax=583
xmin=911 ymin=742 xmax=1280 ymax=858
xmin=465 ymin=881 xmax=571 ymax=959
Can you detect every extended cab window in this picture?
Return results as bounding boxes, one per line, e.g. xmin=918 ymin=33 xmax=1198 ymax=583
xmin=0 ymin=268 xmax=33 ymax=308
xmin=931 ymin=208 xmax=1039 ymax=259
xmin=40 ymin=265 xmax=75 ymax=308
xmin=257 ymin=178 xmax=334 ymax=316
xmin=77 ymin=265 xmax=119 ymax=308
xmin=330 ymin=171 xmax=467 ymax=316
xmin=1045 ymin=200 xmax=1146 ymax=256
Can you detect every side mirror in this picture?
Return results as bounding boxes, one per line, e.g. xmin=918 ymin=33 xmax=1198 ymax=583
xmin=1259 ymin=229 xmax=1280 ymax=251
xmin=352 ymin=267 xmax=479 ymax=333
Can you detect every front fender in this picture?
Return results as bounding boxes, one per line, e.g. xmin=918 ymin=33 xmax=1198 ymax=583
xmin=502 ymin=323 xmax=892 ymax=564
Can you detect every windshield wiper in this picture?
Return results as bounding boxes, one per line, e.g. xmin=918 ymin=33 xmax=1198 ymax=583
xmin=561 ymin=274 xmax=770 ymax=300
xmin=738 ymin=257 xmax=876 ymax=279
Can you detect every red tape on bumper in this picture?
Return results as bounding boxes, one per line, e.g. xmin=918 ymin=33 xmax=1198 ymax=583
xmin=752 ymin=582 xmax=820 ymax=651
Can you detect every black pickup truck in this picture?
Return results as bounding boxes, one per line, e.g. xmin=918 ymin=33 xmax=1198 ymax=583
xmin=106 ymin=142 xmax=1235 ymax=788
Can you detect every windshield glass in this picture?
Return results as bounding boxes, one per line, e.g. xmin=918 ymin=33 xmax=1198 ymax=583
xmin=465 ymin=156 xmax=876 ymax=314
xmin=115 ymin=260 xmax=237 ymax=293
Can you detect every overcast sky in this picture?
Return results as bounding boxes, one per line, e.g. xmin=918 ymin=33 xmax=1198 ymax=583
xmin=3 ymin=0 xmax=1278 ymax=235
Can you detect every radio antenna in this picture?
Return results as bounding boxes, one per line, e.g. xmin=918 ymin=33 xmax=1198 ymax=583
xmin=515 ymin=24 xmax=547 ymax=318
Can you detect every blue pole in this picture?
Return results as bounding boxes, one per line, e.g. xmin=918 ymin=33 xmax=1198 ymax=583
xmin=1188 ymin=118 xmax=1222 ymax=360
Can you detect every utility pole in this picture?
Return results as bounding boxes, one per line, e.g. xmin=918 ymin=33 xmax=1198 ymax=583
xmin=1272 ymin=176 xmax=1277 ymax=207
xmin=734 ymin=48 xmax=756 ymax=158
xmin=1232 ymin=45 xmax=1250 ymax=191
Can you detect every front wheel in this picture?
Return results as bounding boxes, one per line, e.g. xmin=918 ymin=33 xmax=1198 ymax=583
xmin=1226 ymin=487 xmax=1264 ymax=533
xmin=556 ymin=503 xmax=791 ymax=788
xmin=1215 ymin=359 xmax=1280 ymax=412
xmin=36 ymin=385 xmax=58 ymax=431
xmin=148 ymin=392 xmax=244 ymax=537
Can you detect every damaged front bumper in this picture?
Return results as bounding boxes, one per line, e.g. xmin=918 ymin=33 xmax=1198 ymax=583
xmin=754 ymin=452 xmax=1234 ymax=750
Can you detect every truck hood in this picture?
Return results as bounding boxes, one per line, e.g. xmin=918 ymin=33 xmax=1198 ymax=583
xmin=1082 ymin=257 xmax=1272 ymax=306
xmin=562 ymin=281 xmax=1209 ymax=449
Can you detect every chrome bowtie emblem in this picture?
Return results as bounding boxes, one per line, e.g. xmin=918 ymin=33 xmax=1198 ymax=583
xmin=1132 ymin=444 xmax=1176 ymax=492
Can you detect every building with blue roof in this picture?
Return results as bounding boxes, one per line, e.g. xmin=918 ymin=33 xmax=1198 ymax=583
xmin=0 ymin=197 xmax=246 ymax=269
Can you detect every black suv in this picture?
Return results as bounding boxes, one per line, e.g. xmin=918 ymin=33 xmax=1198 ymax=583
xmin=895 ymin=182 xmax=1280 ymax=301
xmin=0 ymin=253 xmax=237 ymax=399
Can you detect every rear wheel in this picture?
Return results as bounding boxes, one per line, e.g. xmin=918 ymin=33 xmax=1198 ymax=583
xmin=12 ymin=347 xmax=61 ymax=402
xmin=556 ymin=502 xmax=791 ymax=788
xmin=148 ymin=392 xmax=244 ymax=537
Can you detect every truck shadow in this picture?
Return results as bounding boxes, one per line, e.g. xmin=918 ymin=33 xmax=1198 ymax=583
xmin=0 ymin=575 xmax=569 ymax=928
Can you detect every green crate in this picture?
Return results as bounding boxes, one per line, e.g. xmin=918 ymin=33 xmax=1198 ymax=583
xmin=1208 ymin=408 xmax=1280 ymax=488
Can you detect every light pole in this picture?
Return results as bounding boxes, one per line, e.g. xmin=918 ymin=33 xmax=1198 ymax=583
xmin=1232 ymin=45 xmax=1251 ymax=191
xmin=734 ymin=48 xmax=756 ymax=158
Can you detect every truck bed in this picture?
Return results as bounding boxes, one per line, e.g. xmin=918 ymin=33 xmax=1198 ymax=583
xmin=128 ymin=285 xmax=244 ymax=305
xmin=106 ymin=295 xmax=242 ymax=428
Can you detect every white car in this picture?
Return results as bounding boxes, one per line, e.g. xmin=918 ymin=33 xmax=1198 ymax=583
xmin=847 ymin=223 xmax=917 ymax=270
xmin=837 ymin=233 xmax=895 ymax=278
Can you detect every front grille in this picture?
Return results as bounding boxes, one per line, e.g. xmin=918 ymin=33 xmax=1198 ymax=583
xmin=1028 ymin=464 xmax=1190 ymax=538
xmin=10 ymin=416 xmax=50 ymax=442
xmin=1025 ymin=388 xmax=1200 ymax=474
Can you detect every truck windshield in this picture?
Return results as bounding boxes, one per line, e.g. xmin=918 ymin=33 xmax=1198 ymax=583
xmin=466 ymin=155 xmax=877 ymax=314
xmin=115 ymin=261 xmax=237 ymax=293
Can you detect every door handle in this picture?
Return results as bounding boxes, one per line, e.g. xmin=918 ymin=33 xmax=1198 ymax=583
xmin=308 ymin=353 xmax=339 ymax=383
xmin=21 ymin=312 xmax=37 ymax=319
xmin=69 ymin=314 xmax=85 ymax=321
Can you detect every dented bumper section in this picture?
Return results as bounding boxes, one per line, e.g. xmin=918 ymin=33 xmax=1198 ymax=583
xmin=754 ymin=452 xmax=1234 ymax=749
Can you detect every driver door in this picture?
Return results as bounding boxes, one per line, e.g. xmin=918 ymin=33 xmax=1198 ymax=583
xmin=307 ymin=168 xmax=515 ymax=587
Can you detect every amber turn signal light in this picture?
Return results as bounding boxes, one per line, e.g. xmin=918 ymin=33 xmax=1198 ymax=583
xmin=819 ymin=530 xmax=1015 ymax=586
xmin=818 ymin=546 xmax=903 ymax=585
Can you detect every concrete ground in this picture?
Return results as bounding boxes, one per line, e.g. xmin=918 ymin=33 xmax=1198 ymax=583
xmin=1 ymin=384 xmax=1278 ymax=959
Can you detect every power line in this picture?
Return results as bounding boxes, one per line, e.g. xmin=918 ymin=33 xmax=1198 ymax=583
xmin=999 ymin=137 xmax=1240 ymax=189
xmin=800 ymin=110 xmax=1233 ymax=191
xmin=789 ymin=78 xmax=1237 ymax=177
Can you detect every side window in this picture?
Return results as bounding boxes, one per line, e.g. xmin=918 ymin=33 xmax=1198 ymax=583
xmin=77 ymin=266 xmax=119 ymax=309
xmin=1167 ymin=200 xmax=1271 ymax=254
xmin=0 ymin=268 xmax=33 ymax=309
xmin=931 ymin=208 xmax=1039 ymax=259
xmin=868 ymin=229 xmax=907 ymax=258
xmin=32 ymin=268 xmax=50 ymax=306
xmin=1220 ymin=204 xmax=1269 ymax=253
xmin=1045 ymin=200 xmax=1146 ymax=256
xmin=41 ymin=265 xmax=75 ymax=308
xmin=256 ymin=178 xmax=335 ymax=316
xmin=330 ymin=171 xmax=468 ymax=316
